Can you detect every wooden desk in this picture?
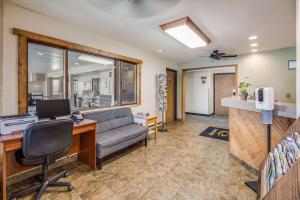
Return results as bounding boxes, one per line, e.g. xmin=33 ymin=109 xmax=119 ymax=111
xmin=0 ymin=119 xmax=97 ymax=200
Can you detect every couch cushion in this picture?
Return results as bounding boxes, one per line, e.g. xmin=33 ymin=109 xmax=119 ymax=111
xmin=85 ymin=108 xmax=134 ymax=133
xmin=96 ymin=124 xmax=148 ymax=148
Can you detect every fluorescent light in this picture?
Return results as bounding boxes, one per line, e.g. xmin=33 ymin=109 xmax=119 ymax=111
xmin=78 ymin=55 xmax=114 ymax=65
xmin=75 ymin=62 xmax=79 ymax=65
xmin=160 ymin=17 xmax=211 ymax=48
xmin=52 ymin=64 xmax=60 ymax=70
xmin=158 ymin=49 xmax=163 ymax=53
xmin=37 ymin=52 xmax=44 ymax=56
xmin=248 ymin=35 xmax=258 ymax=40
xmin=250 ymin=43 xmax=258 ymax=47
xmin=251 ymin=49 xmax=258 ymax=53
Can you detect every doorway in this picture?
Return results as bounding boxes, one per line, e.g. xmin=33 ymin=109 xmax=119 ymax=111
xmin=166 ymin=68 xmax=177 ymax=122
xmin=214 ymin=73 xmax=235 ymax=116
xmin=181 ymin=64 xmax=238 ymax=120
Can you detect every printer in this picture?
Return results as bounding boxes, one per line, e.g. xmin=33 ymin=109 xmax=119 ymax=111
xmin=0 ymin=114 xmax=38 ymax=135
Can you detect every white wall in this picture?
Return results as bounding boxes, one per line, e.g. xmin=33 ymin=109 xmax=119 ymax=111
xmin=185 ymin=70 xmax=211 ymax=115
xmin=184 ymin=67 xmax=235 ymax=115
xmin=177 ymin=48 xmax=296 ymax=119
xmin=1 ymin=2 xmax=176 ymax=118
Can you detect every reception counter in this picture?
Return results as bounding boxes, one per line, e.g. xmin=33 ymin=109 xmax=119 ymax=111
xmin=222 ymin=97 xmax=296 ymax=170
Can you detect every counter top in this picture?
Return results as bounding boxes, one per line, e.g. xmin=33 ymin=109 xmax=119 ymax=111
xmin=221 ymin=96 xmax=296 ymax=119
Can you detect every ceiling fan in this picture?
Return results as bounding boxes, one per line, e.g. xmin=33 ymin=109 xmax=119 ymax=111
xmin=87 ymin=0 xmax=180 ymax=18
xmin=200 ymin=50 xmax=238 ymax=60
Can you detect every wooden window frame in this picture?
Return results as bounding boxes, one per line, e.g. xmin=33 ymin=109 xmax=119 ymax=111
xmin=13 ymin=28 xmax=142 ymax=114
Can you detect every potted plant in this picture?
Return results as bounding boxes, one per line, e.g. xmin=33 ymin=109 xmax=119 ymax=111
xmin=238 ymin=81 xmax=252 ymax=100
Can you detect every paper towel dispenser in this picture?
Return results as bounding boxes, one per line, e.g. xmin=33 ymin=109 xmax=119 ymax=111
xmin=255 ymin=87 xmax=274 ymax=110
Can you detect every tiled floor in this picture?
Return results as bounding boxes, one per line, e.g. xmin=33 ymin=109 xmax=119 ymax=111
xmin=8 ymin=115 xmax=256 ymax=200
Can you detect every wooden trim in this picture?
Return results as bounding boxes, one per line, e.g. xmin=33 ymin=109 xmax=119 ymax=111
xmin=182 ymin=64 xmax=237 ymax=72
xmin=160 ymin=17 xmax=211 ymax=45
xmin=18 ymin=36 xmax=28 ymax=115
xmin=15 ymin=28 xmax=143 ymax=114
xmin=166 ymin=68 xmax=177 ymax=120
xmin=13 ymin=28 xmax=143 ymax=64
xmin=181 ymin=70 xmax=185 ymax=121
xmin=181 ymin=64 xmax=238 ymax=120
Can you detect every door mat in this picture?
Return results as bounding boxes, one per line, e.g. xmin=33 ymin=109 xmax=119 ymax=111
xmin=199 ymin=126 xmax=229 ymax=141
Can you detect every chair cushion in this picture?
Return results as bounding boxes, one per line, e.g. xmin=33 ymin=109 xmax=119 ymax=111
xmin=96 ymin=124 xmax=148 ymax=149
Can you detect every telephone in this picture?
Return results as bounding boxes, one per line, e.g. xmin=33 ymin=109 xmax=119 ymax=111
xmin=71 ymin=111 xmax=84 ymax=124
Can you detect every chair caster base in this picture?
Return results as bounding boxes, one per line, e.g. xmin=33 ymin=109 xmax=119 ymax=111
xmin=67 ymin=185 xmax=74 ymax=191
xmin=64 ymin=171 xmax=70 ymax=177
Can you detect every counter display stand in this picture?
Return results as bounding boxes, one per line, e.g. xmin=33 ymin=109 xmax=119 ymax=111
xmin=259 ymin=117 xmax=300 ymax=200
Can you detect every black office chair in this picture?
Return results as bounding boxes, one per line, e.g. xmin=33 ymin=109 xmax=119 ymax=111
xmin=10 ymin=119 xmax=74 ymax=200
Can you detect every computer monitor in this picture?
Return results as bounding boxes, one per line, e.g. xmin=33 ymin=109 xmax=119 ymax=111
xmin=36 ymin=99 xmax=71 ymax=119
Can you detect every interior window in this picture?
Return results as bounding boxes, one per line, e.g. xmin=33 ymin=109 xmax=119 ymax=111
xmin=121 ymin=62 xmax=137 ymax=105
xmin=28 ymin=43 xmax=65 ymax=113
xmin=27 ymin=43 xmax=138 ymax=113
xmin=68 ymin=51 xmax=117 ymax=111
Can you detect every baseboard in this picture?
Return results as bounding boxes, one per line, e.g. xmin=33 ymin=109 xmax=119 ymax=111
xmin=185 ymin=112 xmax=213 ymax=117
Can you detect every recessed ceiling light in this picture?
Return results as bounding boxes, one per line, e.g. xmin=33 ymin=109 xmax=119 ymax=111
xmin=248 ymin=35 xmax=258 ymax=40
xmin=158 ymin=49 xmax=163 ymax=53
xmin=75 ymin=62 xmax=79 ymax=65
xmin=251 ymin=49 xmax=258 ymax=53
xmin=160 ymin=17 xmax=211 ymax=48
xmin=78 ymin=55 xmax=114 ymax=65
xmin=37 ymin=52 xmax=44 ymax=56
xmin=250 ymin=43 xmax=258 ymax=47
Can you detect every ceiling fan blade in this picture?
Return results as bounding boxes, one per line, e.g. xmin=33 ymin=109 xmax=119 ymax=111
xmin=221 ymin=55 xmax=238 ymax=57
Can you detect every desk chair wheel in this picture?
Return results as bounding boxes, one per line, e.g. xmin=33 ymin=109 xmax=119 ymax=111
xmin=64 ymin=171 xmax=70 ymax=177
xmin=67 ymin=185 xmax=74 ymax=191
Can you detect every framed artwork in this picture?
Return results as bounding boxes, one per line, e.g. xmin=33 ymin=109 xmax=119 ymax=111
xmin=288 ymin=60 xmax=296 ymax=70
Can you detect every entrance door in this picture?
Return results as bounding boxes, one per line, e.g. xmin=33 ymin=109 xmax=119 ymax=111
xmin=166 ymin=69 xmax=177 ymax=122
xmin=214 ymin=73 xmax=235 ymax=116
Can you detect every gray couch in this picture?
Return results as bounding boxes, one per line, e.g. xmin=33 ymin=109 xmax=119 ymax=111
xmin=85 ymin=108 xmax=148 ymax=169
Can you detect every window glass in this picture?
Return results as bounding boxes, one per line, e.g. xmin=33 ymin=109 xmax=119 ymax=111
xmin=28 ymin=43 xmax=64 ymax=113
xmin=121 ymin=62 xmax=137 ymax=104
xmin=68 ymin=51 xmax=117 ymax=111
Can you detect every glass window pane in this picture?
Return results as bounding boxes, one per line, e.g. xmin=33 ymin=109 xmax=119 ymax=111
xmin=121 ymin=62 xmax=137 ymax=104
xmin=28 ymin=43 xmax=64 ymax=113
xmin=68 ymin=51 xmax=117 ymax=111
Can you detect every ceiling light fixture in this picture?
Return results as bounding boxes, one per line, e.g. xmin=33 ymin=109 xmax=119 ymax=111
xmin=158 ymin=49 xmax=163 ymax=53
xmin=160 ymin=17 xmax=211 ymax=48
xmin=248 ymin=35 xmax=258 ymax=40
xmin=251 ymin=49 xmax=258 ymax=53
xmin=37 ymin=52 xmax=44 ymax=56
xmin=78 ymin=55 xmax=114 ymax=65
xmin=75 ymin=62 xmax=79 ymax=65
xmin=250 ymin=43 xmax=258 ymax=47
xmin=52 ymin=64 xmax=60 ymax=70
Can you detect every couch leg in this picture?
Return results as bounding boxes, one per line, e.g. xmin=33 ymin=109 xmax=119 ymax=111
xmin=144 ymin=138 xmax=148 ymax=147
xmin=97 ymin=158 xmax=102 ymax=170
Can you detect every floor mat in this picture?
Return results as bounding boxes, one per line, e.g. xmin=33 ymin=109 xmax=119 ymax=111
xmin=199 ymin=126 xmax=229 ymax=141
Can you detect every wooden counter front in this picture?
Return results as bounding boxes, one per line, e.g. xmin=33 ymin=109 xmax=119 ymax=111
xmin=229 ymin=108 xmax=294 ymax=170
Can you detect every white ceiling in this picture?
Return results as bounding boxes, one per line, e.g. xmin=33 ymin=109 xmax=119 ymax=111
xmin=10 ymin=0 xmax=296 ymax=62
